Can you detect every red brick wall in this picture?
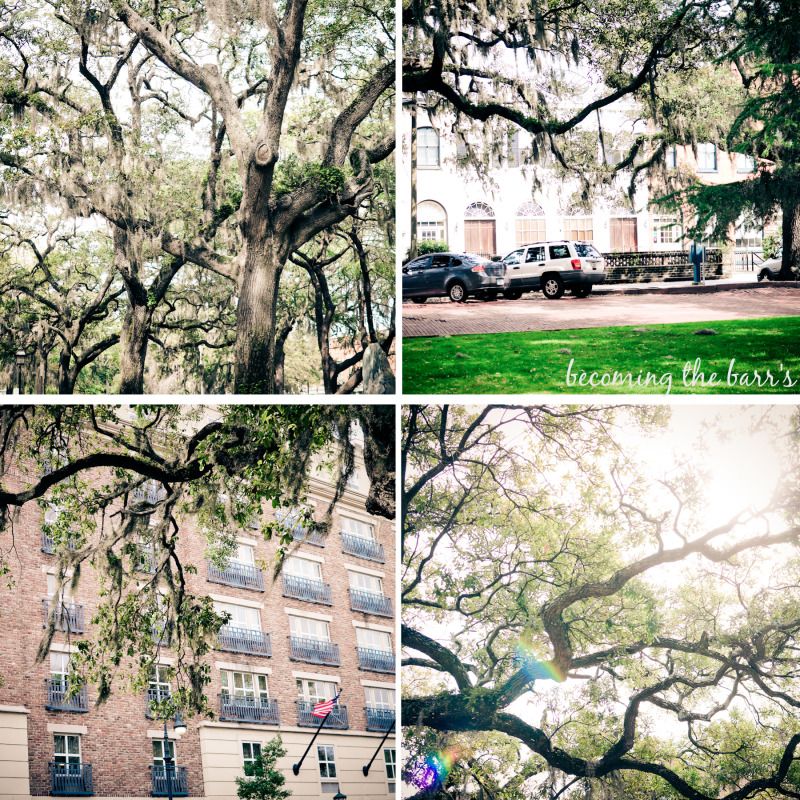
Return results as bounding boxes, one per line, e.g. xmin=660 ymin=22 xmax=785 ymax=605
xmin=0 ymin=454 xmax=394 ymax=797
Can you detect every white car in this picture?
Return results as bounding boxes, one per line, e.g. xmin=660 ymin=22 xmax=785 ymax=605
xmin=757 ymin=249 xmax=798 ymax=281
xmin=501 ymin=240 xmax=606 ymax=299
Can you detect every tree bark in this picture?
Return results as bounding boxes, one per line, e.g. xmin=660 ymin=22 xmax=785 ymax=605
xmin=118 ymin=295 xmax=150 ymax=393
xmin=273 ymin=319 xmax=294 ymax=394
xmin=57 ymin=348 xmax=74 ymax=394
xmin=233 ymin=232 xmax=286 ymax=393
xmin=780 ymin=194 xmax=800 ymax=279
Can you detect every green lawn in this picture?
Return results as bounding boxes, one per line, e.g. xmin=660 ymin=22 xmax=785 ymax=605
xmin=402 ymin=316 xmax=800 ymax=394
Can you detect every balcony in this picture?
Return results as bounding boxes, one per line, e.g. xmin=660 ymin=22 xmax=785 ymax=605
xmin=207 ymin=560 xmax=265 ymax=592
xmin=297 ymin=700 xmax=349 ymax=729
xmin=151 ymin=765 xmax=188 ymax=797
xmin=349 ymin=589 xmax=392 ymax=617
xmin=42 ymin=600 xmax=85 ymax=634
xmin=291 ymin=526 xmax=326 ymax=547
xmin=282 ymin=574 xmax=332 ymax=605
xmin=50 ymin=763 xmax=93 ymax=796
xmin=136 ymin=545 xmax=157 ymax=574
xmin=132 ymin=482 xmax=162 ymax=505
xmin=145 ymin=687 xmax=171 ymax=719
xmin=41 ymin=531 xmax=78 ymax=554
xmin=357 ymin=647 xmax=394 ymax=673
xmin=46 ymin=679 xmax=88 ymax=712
xmin=365 ymin=706 xmax=395 ymax=732
xmin=217 ymin=625 xmax=271 ymax=656
xmin=219 ymin=693 xmax=280 ymax=725
xmin=341 ymin=532 xmax=384 ymax=563
xmin=289 ymin=635 xmax=340 ymax=666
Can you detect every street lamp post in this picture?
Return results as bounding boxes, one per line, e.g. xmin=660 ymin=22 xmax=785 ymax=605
xmin=161 ymin=713 xmax=187 ymax=800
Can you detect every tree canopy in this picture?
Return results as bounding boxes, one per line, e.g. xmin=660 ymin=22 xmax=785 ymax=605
xmin=0 ymin=0 xmax=395 ymax=393
xmin=0 ymin=403 xmax=394 ymax=716
xmin=402 ymin=404 xmax=800 ymax=799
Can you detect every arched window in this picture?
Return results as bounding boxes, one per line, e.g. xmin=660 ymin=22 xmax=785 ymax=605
xmin=515 ymin=201 xmax=546 ymax=246
xmin=417 ymin=200 xmax=448 ymax=244
xmin=464 ymin=202 xmax=496 ymax=257
xmin=417 ymin=127 xmax=440 ymax=167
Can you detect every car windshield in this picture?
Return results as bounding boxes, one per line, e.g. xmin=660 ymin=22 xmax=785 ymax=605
xmin=574 ymin=243 xmax=601 ymax=258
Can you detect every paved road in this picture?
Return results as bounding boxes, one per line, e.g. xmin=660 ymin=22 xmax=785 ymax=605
xmin=402 ymin=285 xmax=800 ymax=338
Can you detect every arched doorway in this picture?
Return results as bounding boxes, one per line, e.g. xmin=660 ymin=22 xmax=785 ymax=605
xmin=417 ymin=200 xmax=448 ymax=245
xmin=464 ymin=202 xmax=496 ymax=257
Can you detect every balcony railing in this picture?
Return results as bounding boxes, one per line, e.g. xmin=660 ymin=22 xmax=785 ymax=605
xmin=365 ymin=706 xmax=395 ymax=731
xmin=282 ymin=574 xmax=332 ymax=605
xmin=289 ymin=635 xmax=340 ymax=666
xmin=46 ymin=679 xmax=88 ymax=712
xmin=291 ymin=526 xmax=326 ymax=547
xmin=41 ymin=531 xmax=78 ymax=554
xmin=207 ymin=560 xmax=265 ymax=592
xmin=296 ymin=700 xmax=349 ymax=729
xmin=50 ymin=763 xmax=93 ymax=796
xmin=136 ymin=545 xmax=157 ymax=574
xmin=341 ymin=532 xmax=384 ymax=563
xmin=219 ymin=693 xmax=280 ymax=725
xmin=218 ymin=625 xmax=271 ymax=656
xmin=145 ymin=687 xmax=172 ymax=719
xmin=42 ymin=600 xmax=85 ymax=634
xmin=349 ymin=588 xmax=392 ymax=617
xmin=151 ymin=765 xmax=188 ymax=797
xmin=357 ymin=647 xmax=394 ymax=673
xmin=132 ymin=482 xmax=162 ymax=505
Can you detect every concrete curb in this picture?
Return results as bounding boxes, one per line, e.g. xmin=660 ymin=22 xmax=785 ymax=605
xmin=593 ymin=280 xmax=800 ymax=296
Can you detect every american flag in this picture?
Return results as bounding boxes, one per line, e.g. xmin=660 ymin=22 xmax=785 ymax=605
xmin=312 ymin=691 xmax=341 ymax=718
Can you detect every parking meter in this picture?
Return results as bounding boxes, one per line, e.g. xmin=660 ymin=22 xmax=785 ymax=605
xmin=690 ymin=241 xmax=704 ymax=284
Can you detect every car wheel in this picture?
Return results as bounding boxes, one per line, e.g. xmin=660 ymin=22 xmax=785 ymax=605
xmin=503 ymin=289 xmax=522 ymax=300
xmin=542 ymin=275 xmax=565 ymax=300
xmin=485 ymin=291 xmax=498 ymax=301
xmin=411 ymin=297 xmax=427 ymax=304
xmin=448 ymin=281 xmax=467 ymax=302
xmin=757 ymin=269 xmax=771 ymax=282
xmin=572 ymin=286 xmax=591 ymax=298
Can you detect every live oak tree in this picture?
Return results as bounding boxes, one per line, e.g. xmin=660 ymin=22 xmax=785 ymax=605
xmin=0 ymin=0 xmax=394 ymax=393
xmin=402 ymin=405 xmax=800 ymax=800
xmin=0 ymin=404 xmax=394 ymax=715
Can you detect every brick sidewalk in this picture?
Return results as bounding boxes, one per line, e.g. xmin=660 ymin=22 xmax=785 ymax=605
xmin=402 ymin=285 xmax=800 ymax=338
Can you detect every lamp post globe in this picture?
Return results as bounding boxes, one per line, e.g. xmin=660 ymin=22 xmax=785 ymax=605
xmin=332 ymin=792 xmax=347 ymax=800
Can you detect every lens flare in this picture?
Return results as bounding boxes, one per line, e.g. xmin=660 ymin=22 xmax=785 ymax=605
xmin=406 ymin=746 xmax=462 ymax=790
xmin=514 ymin=642 xmax=566 ymax=682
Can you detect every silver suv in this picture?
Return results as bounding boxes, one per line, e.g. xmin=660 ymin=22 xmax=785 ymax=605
xmin=502 ymin=240 xmax=606 ymax=299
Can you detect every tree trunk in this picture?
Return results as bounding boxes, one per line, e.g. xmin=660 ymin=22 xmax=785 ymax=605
xmin=233 ymin=234 xmax=285 ymax=393
xmin=57 ymin=348 xmax=73 ymax=394
xmin=118 ymin=300 xmax=149 ymax=393
xmin=273 ymin=322 xmax=293 ymax=395
xmin=780 ymin=194 xmax=800 ymax=279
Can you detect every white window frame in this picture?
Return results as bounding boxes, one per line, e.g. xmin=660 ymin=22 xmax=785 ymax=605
xmin=221 ymin=670 xmax=269 ymax=702
xmin=215 ymin=601 xmax=262 ymax=632
xmin=285 ymin=556 xmax=323 ymax=581
xmin=318 ymin=743 xmax=338 ymax=790
xmin=385 ymin=747 xmax=396 ymax=780
xmin=341 ymin=516 xmax=375 ymax=541
xmin=417 ymin=127 xmax=440 ymax=167
xmin=697 ymin=142 xmax=718 ymax=172
xmin=365 ymin=686 xmax=395 ymax=708
xmin=242 ymin=741 xmax=262 ymax=775
xmin=297 ymin=678 xmax=337 ymax=703
xmin=54 ymin=734 xmax=81 ymax=766
xmin=349 ymin=570 xmax=383 ymax=594
xmin=289 ymin=615 xmax=330 ymax=642
xmin=152 ymin=738 xmax=176 ymax=767
xmin=652 ymin=216 xmax=682 ymax=245
xmin=355 ymin=627 xmax=393 ymax=652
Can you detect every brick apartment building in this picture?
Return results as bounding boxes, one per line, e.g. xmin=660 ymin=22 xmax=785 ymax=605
xmin=0 ymin=431 xmax=396 ymax=799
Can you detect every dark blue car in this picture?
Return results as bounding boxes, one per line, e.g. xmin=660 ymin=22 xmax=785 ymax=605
xmin=402 ymin=252 xmax=506 ymax=303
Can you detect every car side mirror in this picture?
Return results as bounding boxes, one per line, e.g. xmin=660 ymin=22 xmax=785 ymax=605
xmin=402 ymin=267 xmax=409 ymax=274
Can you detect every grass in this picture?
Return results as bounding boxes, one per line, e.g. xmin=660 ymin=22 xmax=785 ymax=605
xmin=402 ymin=316 xmax=800 ymax=394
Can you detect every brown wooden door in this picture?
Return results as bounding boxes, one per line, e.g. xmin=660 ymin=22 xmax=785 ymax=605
xmin=610 ymin=218 xmax=638 ymax=251
xmin=464 ymin=220 xmax=497 ymax=257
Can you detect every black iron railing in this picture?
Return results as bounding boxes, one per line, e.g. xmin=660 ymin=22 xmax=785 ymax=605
xmin=41 ymin=531 xmax=78 ymax=554
xmin=218 ymin=625 xmax=272 ymax=656
xmin=341 ymin=532 xmax=384 ymax=562
xmin=42 ymin=600 xmax=85 ymax=634
xmin=282 ymin=574 xmax=332 ymax=605
xmin=296 ymin=700 xmax=349 ymax=729
xmin=151 ymin=765 xmax=188 ymax=797
xmin=145 ymin=686 xmax=171 ymax=719
xmin=207 ymin=560 xmax=265 ymax=591
xmin=219 ymin=693 xmax=280 ymax=725
xmin=365 ymin=706 xmax=395 ymax=731
xmin=50 ymin=763 xmax=93 ymax=795
xmin=288 ymin=635 xmax=340 ymax=665
xmin=357 ymin=647 xmax=394 ymax=673
xmin=136 ymin=545 xmax=157 ymax=573
xmin=290 ymin=527 xmax=326 ymax=546
xmin=349 ymin=589 xmax=392 ymax=617
xmin=46 ymin=678 xmax=89 ymax=712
